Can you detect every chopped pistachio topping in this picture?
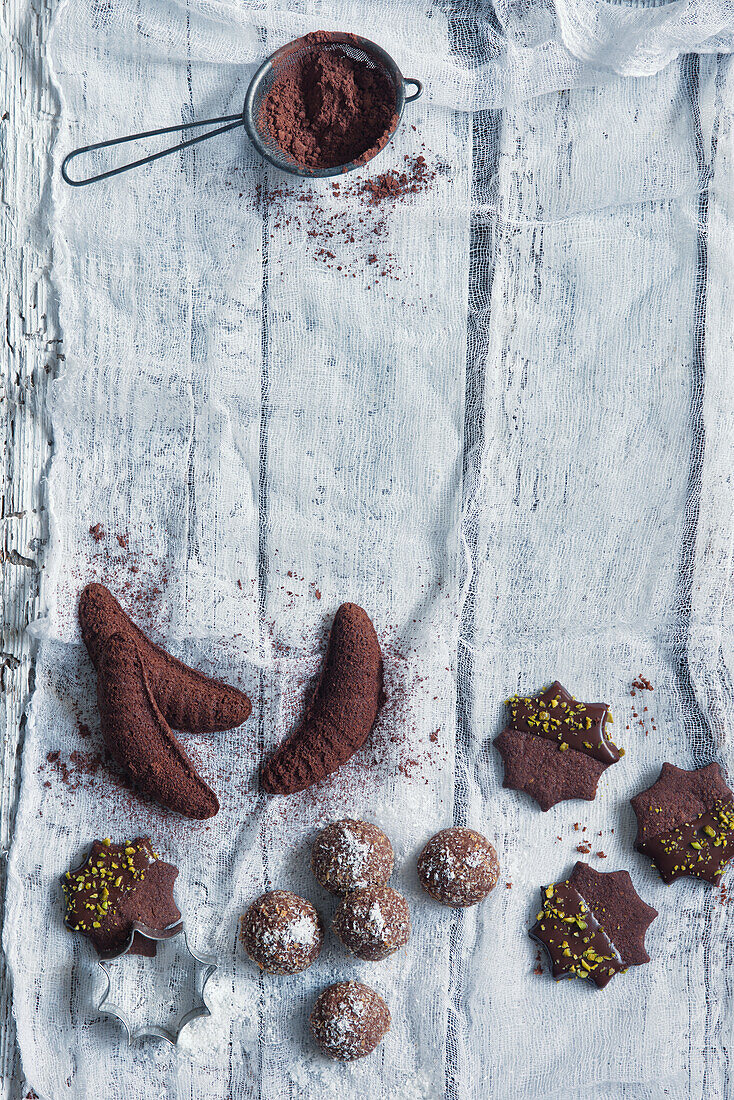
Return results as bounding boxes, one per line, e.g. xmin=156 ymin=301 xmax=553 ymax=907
xmin=62 ymin=838 xmax=160 ymax=940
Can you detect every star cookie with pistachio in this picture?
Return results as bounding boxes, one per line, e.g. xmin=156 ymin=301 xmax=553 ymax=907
xmin=62 ymin=837 xmax=181 ymax=957
xmin=631 ymin=762 xmax=734 ymax=885
xmin=530 ymin=861 xmax=657 ymax=989
xmin=494 ymin=681 xmax=623 ymax=811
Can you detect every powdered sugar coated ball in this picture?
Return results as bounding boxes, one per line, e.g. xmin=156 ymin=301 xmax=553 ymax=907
xmin=333 ymin=884 xmax=410 ymax=961
xmin=311 ymin=819 xmax=394 ymax=895
xmin=417 ymin=827 xmax=500 ymax=907
xmin=310 ymin=981 xmax=390 ymax=1060
xmin=240 ymin=890 xmax=322 ymax=974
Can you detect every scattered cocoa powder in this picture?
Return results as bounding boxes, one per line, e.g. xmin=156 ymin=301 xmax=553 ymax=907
xmin=116 ymin=532 xmax=129 ymax=549
xmin=576 ymin=843 xmax=591 ymax=854
xmin=259 ymin=33 xmax=397 ymax=171
xmin=42 ymin=748 xmax=111 ymax=793
xmin=357 ymin=155 xmax=433 ymax=204
xmin=629 ymin=674 xmax=656 ymax=737
xmin=245 ymin=150 xmax=445 ymax=287
xmin=89 ymin=523 xmax=105 ymax=542
xmin=597 ymin=851 xmax=607 ymax=859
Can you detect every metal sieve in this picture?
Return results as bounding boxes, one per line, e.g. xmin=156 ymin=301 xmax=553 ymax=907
xmin=61 ymin=32 xmax=422 ymax=186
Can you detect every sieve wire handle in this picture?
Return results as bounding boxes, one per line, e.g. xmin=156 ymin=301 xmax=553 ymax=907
xmin=403 ymin=78 xmax=423 ymax=103
xmin=61 ymin=113 xmax=245 ymax=186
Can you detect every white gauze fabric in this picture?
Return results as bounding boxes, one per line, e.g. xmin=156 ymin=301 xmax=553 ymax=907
xmin=3 ymin=1 xmax=734 ymax=1098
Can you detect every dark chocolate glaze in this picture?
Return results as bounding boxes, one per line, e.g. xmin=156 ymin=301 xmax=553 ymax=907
xmin=529 ymin=880 xmax=622 ymax=989
xmin=637 ymin=799 xmax=734 ymax=884
xmin=507 ymin=681 xmax=620 ymax=764
xmin=62 ymin=837 xmax=180 ymax=958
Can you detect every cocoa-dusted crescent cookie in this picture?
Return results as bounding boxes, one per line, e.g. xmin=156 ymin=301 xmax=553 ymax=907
xmin=495 ymin=682 xmax=623 ymax=811
xmin=310 ymin=981 xmax=390 ymax=1061
xmin=79 ymin=583 xmax=252 ymax=818
xmin=311 ymin=819 xmax=394 ymax=895
xmin=417 ymin=827 xmax=499 ymax=907
xmin=530 ymin=861 xmax=657 ymax=989
xmin=240 ymin=890 xmax=323 ymax=974
xmin=79 ymin=583 xmax=251 ymax=732
xmin=62 ymin=837 xmax=181 ymax=958
xmin=96 ymin=633 xmax=219 ymax=819
xmin=261 ymin=603 xmax=383 ymax=795
xmin=333 ymin=885 xmax=410 ymax=961
xmin=631 ymin=762 xmax=734 ymax=885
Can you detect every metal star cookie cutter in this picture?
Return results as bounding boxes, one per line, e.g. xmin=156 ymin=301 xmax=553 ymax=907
xmin=96 ymin=921 xmax=218 ymax=1045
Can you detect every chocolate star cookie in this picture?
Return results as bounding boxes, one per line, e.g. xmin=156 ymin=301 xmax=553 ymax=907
xmin=495 ymin=682 xmax=623 ymax=811
xmin=631 ymin=762 xmax=734 ymax=885
xmin=62 ymin=837 xmax=181 ymax=958
xmin=530 ymin=861 xmax=657 ymax=988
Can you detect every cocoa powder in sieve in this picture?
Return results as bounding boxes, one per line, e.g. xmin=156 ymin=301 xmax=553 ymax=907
xmin=259 ymin=32 xmax=398 ymax=170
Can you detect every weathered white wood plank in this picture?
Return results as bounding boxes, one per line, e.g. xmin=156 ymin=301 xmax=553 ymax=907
xmin=0 ymin=0 xmax=59 ymax=1094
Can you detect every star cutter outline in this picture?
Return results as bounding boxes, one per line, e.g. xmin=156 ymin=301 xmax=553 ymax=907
xmin=96 ymin=922 xmax=218 ymax=1046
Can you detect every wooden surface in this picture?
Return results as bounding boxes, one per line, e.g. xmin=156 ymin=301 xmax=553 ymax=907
xmin=1 ymin=0 xmax=60 ymax=1094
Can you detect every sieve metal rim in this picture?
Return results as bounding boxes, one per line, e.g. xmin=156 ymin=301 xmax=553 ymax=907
xmin=243 ymin=32 xmax=421 ymax=179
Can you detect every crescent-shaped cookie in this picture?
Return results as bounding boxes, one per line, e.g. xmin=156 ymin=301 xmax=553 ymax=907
xmin=97 ymin=633 xmax=219 ymax=819
xmin=79 ymin=583 xmax=251 ymax=733
xmin=261 ymin=603 xmax=383 ymax=795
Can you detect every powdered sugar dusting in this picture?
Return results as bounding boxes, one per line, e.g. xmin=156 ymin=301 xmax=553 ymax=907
xmin=285 ymin=913 xmax=318 ymax=947
xmin=417 ymin=828 xmax=500 ymax=907
xmin=367 ymin=902 xmax=385 ymax=936
xmin=311 ymin=819 xmax=394 ymax=895
xmin=241 ymin=891 xmax=322 ymax=974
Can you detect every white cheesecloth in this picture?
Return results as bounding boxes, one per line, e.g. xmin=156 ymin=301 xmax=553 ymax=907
xmin=4 ymin=1 xmax=734 ymax=1097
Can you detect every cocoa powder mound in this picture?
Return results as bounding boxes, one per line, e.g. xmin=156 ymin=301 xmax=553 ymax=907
xmin=260 ymin=35 xmax=397 ymax=170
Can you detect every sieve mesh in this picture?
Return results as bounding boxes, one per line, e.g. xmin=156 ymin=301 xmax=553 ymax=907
xmin=244 ymin=33 xmax=406 ymax=178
